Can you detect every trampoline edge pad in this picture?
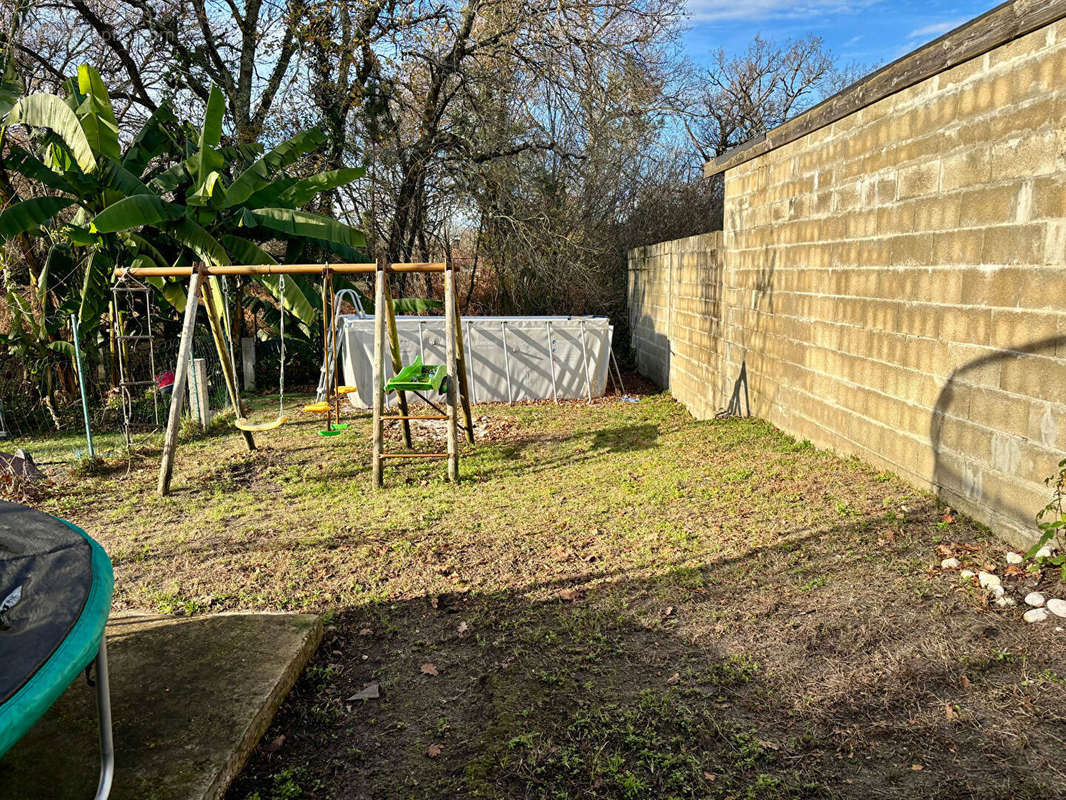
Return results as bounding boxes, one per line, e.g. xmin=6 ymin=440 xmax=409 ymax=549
xmin=0 ymin=519 xmax=113 ymax=759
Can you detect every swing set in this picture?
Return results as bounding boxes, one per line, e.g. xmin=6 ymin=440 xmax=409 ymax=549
xmin=113 ymin=260 xmax=474 ymax=495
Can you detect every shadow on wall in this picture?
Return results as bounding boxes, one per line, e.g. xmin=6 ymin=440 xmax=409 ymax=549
xmin=930 ymin=335 xmax=1065 ymax=537
xmin=716 ymin=360 xmax=749 ymax=418
xmin=717 ymin=250 xmax=775 ymax=418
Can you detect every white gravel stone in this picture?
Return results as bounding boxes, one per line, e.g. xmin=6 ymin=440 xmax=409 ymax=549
xmin=1005 ymin=552 xmax=1024 ymax=565
xmin=1025 ymin=592 xmax=1046 ymax=608
xmin=1024 ymin=607 xmax=1050 ymax=624
xmin=1046 ymin=598 xmax=1066 ymax=618
xmin=992 ymin=585 xmax=1006 ymax=599
xmin=995 ymin=596 xmax=1016 ymax=608
xmin=960 ymin=569 xmax=975 ymax=580
xmin=978 ymin=571 xmax=1002 ymax=590
xmin=940 ymin=557 xmax=961 ymax=569
xmin=1036 ymin=546 xmax=1055 ymax=559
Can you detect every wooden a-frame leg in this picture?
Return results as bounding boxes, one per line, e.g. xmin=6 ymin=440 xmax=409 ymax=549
xmin=158 ymin=267 xmax=204 ymax=496
xmin=372 ymin=259 xmax=387 ymax=489
xmin=451 ymin=290 xmax=474 ymax=444
xmin=445 ymin=265 xmax=460 ymax=483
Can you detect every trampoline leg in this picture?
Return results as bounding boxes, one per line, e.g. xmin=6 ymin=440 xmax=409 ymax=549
xmin=93 ymin=639 xmax=115 ymax=800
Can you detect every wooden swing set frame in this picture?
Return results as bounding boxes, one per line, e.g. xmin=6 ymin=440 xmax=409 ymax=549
xmin=113 ymin=259 xmax=474 ymax=496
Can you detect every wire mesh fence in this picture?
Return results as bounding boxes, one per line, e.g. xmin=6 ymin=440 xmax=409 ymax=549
xmin=0 ymin=304 xmax=238 ymax=463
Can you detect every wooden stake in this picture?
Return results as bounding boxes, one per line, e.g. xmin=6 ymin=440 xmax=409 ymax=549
xmin=158 ymin=266 xmax=204 ymax=496
xmin=200 ymin=277 xmax=255 ymax=452
xmin=371 ymin=257 xmax=386 ymax=489
xmin=445 ymin=265 xmax=460 ymax=483
xmin=451 ymin=279 xmax=474 ymax=444
xmin=382 ymin=278 xmax=413 ymax=448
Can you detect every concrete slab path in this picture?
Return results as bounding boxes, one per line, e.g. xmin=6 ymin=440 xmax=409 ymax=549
xmin=2 ymin=611 xmax=322 ymax=800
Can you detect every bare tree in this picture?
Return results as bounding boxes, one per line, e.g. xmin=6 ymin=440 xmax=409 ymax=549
xmin=10 ymin=0 xmax=305 ymax=140
xmin=689 ymin=35 xmax=840 ymax=161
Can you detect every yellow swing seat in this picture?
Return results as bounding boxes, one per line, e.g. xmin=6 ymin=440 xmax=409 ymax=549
xmin=337 ymin=385 xmax=357 ymax=395
xmin=235 ymin=415 xmax=289 ymax=432
xmin=303 ymin=401 xmax=330 ymax=413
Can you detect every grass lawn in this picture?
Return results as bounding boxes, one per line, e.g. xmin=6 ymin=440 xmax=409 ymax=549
xmin=9 ymin=389 xmax=1066 ymax=799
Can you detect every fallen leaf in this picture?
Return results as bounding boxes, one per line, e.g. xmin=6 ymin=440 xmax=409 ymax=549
xmin=427 ymin=743 xmax=442 ymax=758
xmin=662 ymin=606 xmax=675 ymax=618
xmin=944 ymin=704 xmax=958 ymax=721
xmin=936 ymin=544 xmax=954 ymax=557
xmin=703 ymin=772 xmax=716 ymax=781
xmin=347 ymin=683 xmax=380 ymax=701
xmin=558 ymin=588 xmax=582 ymax=602
xmin=960 ymin=674 xmax=972 ymax=689
xmin=911 ymin=764 xmax=923 ymax=771
xmin=359 ymin=628 xmax=373 ymax=636
xmin=457 ymin=621 xmax=470 ymax=636
xmin=666 ymin=672 xmax=680 ymax=685
xmin=421 ymin=662 xmax=439 ymax=676
xmin=263 ymin=734 xmax=286 ymax=753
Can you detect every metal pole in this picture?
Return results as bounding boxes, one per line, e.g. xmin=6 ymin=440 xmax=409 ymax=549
xmin=544 ymin=321 xmax=558 ymax=404
xmin=93 ymin=639 xmax=114 ymax=800
xmin=579 ymin=320 xmax=593 ymax=403
xmin=71 ymin=316 xmax=96 ymax=460
xmin=501 ymin=321 xmax=513 ymax=404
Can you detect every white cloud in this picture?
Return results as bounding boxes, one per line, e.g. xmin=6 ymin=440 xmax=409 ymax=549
xmin=907 ymin=17 xmax=969 ymax=39
xmin=685 ymin=0 xmax=880 ymax=24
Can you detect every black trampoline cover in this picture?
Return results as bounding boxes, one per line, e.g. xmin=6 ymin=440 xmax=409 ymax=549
xmin=0 ymin=501 xmax=92 ymax=705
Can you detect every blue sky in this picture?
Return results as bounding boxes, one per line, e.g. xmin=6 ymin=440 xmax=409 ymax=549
xmin=683 ymin=0 xmax=1002 ymax=73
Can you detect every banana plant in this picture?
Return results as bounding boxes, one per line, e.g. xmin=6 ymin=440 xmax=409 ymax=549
xmin=1 ymin=65 xmax=182 ymax=344
xmin=86 ymin=84 xmax=370 ymax=330
xmin=1 ymin=65 xmax=370 ymax=352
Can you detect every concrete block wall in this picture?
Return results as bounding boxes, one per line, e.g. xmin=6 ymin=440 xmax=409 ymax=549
xmin=628 ymin=233 xmax=723 ymax=418
xmin=629 ymin=18 xmax=1066 ymax=548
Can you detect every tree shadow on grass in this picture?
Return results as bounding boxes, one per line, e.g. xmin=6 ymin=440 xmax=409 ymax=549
xmin=227 ymin=512 xmax=1066 ymax=800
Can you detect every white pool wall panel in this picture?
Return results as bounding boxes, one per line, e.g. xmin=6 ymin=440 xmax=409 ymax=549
xmin=338 ymin=316 xmax=614 ymax=407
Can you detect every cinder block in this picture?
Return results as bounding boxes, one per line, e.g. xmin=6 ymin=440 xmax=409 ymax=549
xmin=898 ymin=161 xmax=941 ymax=199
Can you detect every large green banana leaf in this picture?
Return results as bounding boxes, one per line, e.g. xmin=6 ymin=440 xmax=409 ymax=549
xmin=123 ymin=102 xmax=179 ymax=176
xmin=189 ymin=86 xmax=225 ymax=191
xmin=0 ymin=196 xmax=75 ymax=240
xmin=75 ymin=65 xmax=120 ymax=161
xmin=279 ymin=168 xmax=366 ymax=208
xmin=241 ymin=207 xmax=366 ymax=250
xmin=222 ymin=128 xmax=327 ymax=209
xmin=6 ymin=93 xmax=97 ymax=173
xmin=89 ymin=195 xmax=185 ymax=233
xmin=4 ymin=146 xmax=82 ymax=194
xmin=98 ymin=157 xmax=150 ymax=196
xmin=171 ymin=217 xmax=231 ymax=266
xmin=220 ymin=234 xmax=318 ymax=324
xmin=243 ymin=175 xmax=301 ymax=210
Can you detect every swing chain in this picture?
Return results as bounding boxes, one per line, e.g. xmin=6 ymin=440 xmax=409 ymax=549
xmin=279 ymin=274 xmax=286 ymax=417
